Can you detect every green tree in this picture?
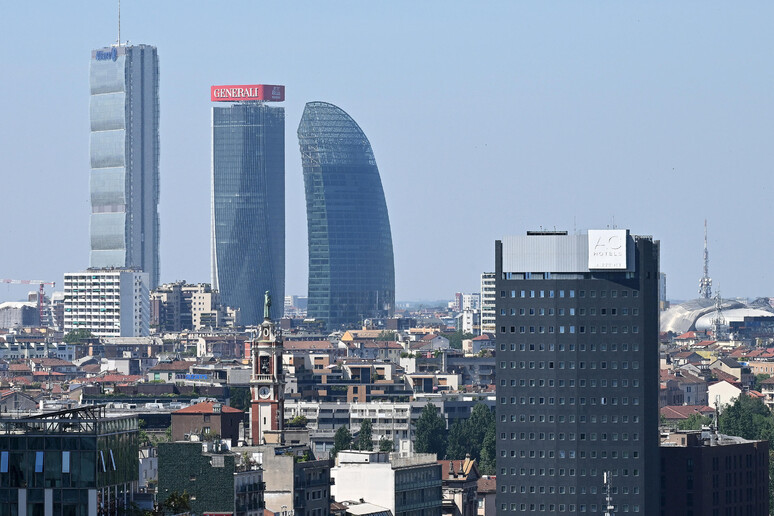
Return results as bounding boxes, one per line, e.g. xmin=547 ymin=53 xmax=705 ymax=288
xmin=753 ymin=374 xmax=771 ymax=392
xmin=378 ymin=436 xmax=394 ymax=452
xmin=443 ymin=331 xmax=475 ymax=350
xmin=357 ymin=418 xmax=374 ymax=451
xmin=446 ymin=421 xmax=469 ymax=459
xmin=677 ymin=413 xmax=712 ymax=431
xmin=161 ymin=491 xmax=191 ymax=514
xmin=376 ymin=331 xmax=398 ymax=341
xmin=719 ymin=393 xmax=774 ymax=440
xmin=229 ymin=386 xmax=251 ymax=411
xmin=287 ymin=415 xmax=308 ymax=428
xmin=332 ymin=426 xmax=352 ymax=457
xmin=479 ymin=424 xmax=496 ymax=475
xmin=445 ymin=403 xmax=494 ymax=461
xmin=63 ymin=329 xmax=94 ymax=343
xmin=414 ymin=403 xmax=447 ymax=458
xmin=770 ymin=449 xmax=774 ymax=511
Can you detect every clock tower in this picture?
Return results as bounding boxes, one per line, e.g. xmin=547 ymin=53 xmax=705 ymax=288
xmin=250 ymin=291 xmax=284 ymax=444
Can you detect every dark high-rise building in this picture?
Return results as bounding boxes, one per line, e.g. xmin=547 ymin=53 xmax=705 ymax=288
xmin=211 ymin=85 xmax=285 ymax=326
xmin=297 ymin=102 xmax=395 ymax=330
xmin=90 ymin=44 xmax=160 ymax=288
xmin=660 ymin=430 xmax=769 ymax=516
xmin=495 ymin=230 xmax=660 ymax=514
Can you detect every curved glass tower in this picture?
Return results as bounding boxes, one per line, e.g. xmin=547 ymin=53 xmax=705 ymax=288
xmin=90 ymin=44 xmax=160 ymax=288
xmin=212 ymin=102 xmax=285 ymax=326
xmin=298 ymin=102 xmax=395 ymax=330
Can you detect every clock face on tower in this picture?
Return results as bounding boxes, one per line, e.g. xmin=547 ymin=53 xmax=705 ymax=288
xmin=258 ymin=386 xmax=271 ymax=399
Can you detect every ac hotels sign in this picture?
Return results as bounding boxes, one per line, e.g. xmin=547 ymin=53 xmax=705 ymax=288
xmin=588 ymin=229 xmax=628 ymax=270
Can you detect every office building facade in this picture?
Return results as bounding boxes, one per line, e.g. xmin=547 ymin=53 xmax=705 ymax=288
xmin=90 ymin=44 xmax=159 ymax=288
xmin=298 ymin=102 xmax=395 ymax=330
xmin=0 ymin=405 xmax=139 ymax=516
xmin=63 ymin=269 xmax=149 ymax=337
xmin=495 ymin=230 xmax=659 ymax=514
xmin=211 ymin=86 xmax=285 ymax=326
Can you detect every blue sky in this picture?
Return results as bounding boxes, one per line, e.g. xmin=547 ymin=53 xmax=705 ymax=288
xmin=1 ymin=1 xmax=772 ymax=303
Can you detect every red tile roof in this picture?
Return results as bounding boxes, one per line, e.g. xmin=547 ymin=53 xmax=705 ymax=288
xmin=660 ymin=405 xmax=715 ymax=420
xmin=712 ymin=370 xmax=740 ymax=383
xmin=173 ymin=401 xmax=242 ymax=415
xmin=438 ymin=457 xmax=477 ymax=481
xmin=477 ymin=476 xmax=496 ymax=494
xmin=284 ymin=341 xmax=336 ymax=351
xmin=93 ymin=374 xmax=144 ymax=383
xmin=31 ymin=358 xmax=74 ymax=367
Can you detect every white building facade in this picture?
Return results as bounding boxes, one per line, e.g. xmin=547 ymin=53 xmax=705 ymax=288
xmin=63 ymin=269 xmax=150 ymax=337
xmin=331 ymin=451 xmax=442 ymax=516
xmin=479 ymin=272 xmax=496 ymax=335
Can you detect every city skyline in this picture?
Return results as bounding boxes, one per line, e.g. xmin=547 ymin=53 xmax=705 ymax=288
xmin=2 ymin=2 xmax=774 ymax=303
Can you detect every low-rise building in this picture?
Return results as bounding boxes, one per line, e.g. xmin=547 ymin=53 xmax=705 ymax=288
xmin=259 ymin=444 xmax=331 ymax=516
xmin=708 ymin=380 xmax=742 ymax=409
xmin=331 ymin=451 xmax=442 ymax=516
xmin=171 ymin=401 xmax=243 ymax=446
xmin=660 ymin=430 xmax=769 ymax=516
xmin=0 ymin=405 xmax=140 ymax=515
xmin=438 ymin=456 xmax=479 ymax=516
xmin=476 ymin=476 xmax=496 ymax=516
xmin=710 ymin=358 xmax=753 ymax=389
xmin=158 ymin=441 xmax=264 ymax=516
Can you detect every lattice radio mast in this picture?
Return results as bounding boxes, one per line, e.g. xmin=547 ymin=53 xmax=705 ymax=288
xmin=698 ymin=219 xmax=712 ymax=299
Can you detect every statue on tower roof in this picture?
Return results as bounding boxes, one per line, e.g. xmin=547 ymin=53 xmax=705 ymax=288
xmin=264 ymin=290 xmax=272 ymax=320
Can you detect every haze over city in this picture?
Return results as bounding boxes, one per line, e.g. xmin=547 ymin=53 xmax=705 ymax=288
xmin=1 ymin=1 xmax=772 ymax=303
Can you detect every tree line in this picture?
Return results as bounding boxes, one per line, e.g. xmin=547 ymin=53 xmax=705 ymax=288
xmin=331 ymin=402 xmax=495 ymax=475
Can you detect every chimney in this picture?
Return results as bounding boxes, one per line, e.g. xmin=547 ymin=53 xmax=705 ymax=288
xmin=213 ymin=403 xmax=222 ymax=414
xmin=449 ymin=461 xmax=455 ymax=478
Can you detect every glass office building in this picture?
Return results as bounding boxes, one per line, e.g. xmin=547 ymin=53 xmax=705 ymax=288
xmin=298 ymin=102 xmax=395 ymax=330
xmin=212 ymin=103 xmax=285 ymax=326
xmin=0 ymin=406 xmax=139 ymax=516
xmin=89 ymin=45 xmax=160 ymax=288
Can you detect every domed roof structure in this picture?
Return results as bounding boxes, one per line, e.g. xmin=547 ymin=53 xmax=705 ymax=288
xmin=660 ymin=298 xmax=774 ymax=334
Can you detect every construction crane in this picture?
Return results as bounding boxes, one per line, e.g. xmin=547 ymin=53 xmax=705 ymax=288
xmin=0 ymin=279 xmax=56 ymax=324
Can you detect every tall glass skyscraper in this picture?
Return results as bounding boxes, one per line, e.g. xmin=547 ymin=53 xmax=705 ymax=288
xmin=212 ymin=101 xmax=285 ymax=326
xmin=298 ymin=102 xmax=395 ymax=330
xmin=89 ymin=44 xmax=160 ymax=288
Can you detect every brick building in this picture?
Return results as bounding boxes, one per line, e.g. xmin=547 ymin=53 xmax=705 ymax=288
xmin=171 ymin=401 xmax=244 ymax=446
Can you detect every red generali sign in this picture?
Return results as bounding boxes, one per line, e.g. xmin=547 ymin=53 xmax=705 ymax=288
xmin=210 ymin=84 xmax=285 ymax=102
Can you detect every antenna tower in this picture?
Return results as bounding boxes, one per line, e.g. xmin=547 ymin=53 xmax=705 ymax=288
xmin=711 ymin=292 xmax=727 ymax=340
xmin=698 ymin=219 xmax=712 ymax=299
xmin=117 ymin=0 xmax=121 ymax=47
xmin=603 ymin=471 xmax=615 ymax=516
